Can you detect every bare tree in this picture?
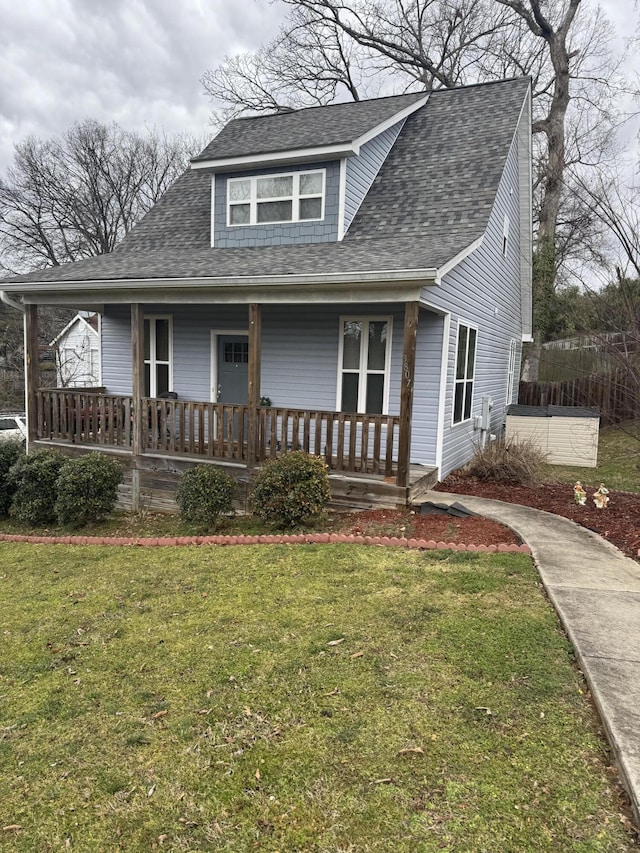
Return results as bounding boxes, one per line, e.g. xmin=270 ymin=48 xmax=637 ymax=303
xmin=0 ymin=120 xmax=201 ymax=275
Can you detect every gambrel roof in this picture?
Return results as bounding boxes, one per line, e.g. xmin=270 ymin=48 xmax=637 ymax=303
xmin=1 ymin=77 xmax=530 ymax=291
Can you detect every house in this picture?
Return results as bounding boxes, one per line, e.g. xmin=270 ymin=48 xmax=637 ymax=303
xmin=0 ymin=77 xmax=532 ymax=510
xmin=50 ymin=313 xmax=101 ymax=388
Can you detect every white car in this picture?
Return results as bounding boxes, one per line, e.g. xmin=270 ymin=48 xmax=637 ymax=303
xmin=0 ymin=414 xmax=27 ymax=442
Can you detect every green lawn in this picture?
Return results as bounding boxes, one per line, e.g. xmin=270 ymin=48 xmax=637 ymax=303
xmin=545 ymin=421 xmax=640 ymax=492
xmin=0 ymin=544 xmax=634 ymax=852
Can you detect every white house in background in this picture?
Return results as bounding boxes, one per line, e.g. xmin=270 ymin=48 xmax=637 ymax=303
xmin=50 ymin=313 xmax=101 ymax=388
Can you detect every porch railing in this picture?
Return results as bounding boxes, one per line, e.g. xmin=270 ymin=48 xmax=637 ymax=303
xmin=35 ymin=391 xmax=400 ymax=476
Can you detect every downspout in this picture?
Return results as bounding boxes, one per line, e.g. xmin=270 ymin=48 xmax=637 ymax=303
xmin=0 ymin=290 xmax=25 ymax=314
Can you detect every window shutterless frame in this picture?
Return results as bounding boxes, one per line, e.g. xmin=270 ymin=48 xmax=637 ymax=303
xmin=144 ymin=315 xmax=173 ymax=398
xmin=336 ymin=316 xmax=393 ymax=415
xmin=506 ymin=338 xmax=517 ymax=405
xmin=452 ymin=320 xmax=477 ymax=425
xmin=227 ymin=169 xmax=325 ymax=227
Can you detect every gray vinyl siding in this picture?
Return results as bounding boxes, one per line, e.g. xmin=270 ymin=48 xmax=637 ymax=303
xmin=421 ymin=127 xmax=524 ymax=477
xmin=213 ymin=161 xmax=340 ymax=247
xmin=100 ymin=306 xmax=132 ymax=394
xmin=410 ymin=310 xmax=444 ymax=466
xmin=343 ymin=120 xmax=405 ymax=234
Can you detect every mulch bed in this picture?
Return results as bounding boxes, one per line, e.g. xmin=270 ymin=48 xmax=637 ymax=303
xmin=435 ymin=474 xmax=640 ymax=560
xmin=333 ymin=508 xmax=521 ymax=547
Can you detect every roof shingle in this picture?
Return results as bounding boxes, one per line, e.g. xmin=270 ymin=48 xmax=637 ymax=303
xmin=1 ymin=78 xmax=530 ymax=289
xmin=191 ymin=92 xmax=426 ymax=162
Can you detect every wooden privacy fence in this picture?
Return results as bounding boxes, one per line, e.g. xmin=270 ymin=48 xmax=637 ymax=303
xmin=34 ymin=391 xmax=400 ymax=476
xmin=519 ymin=370 xmax=640 ymax=425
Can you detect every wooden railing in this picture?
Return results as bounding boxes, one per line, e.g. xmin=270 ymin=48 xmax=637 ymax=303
xmin=35 ymin=391 xmax=401 ymax=476
xmin=37 ymin=390 xmax=133 ymax=447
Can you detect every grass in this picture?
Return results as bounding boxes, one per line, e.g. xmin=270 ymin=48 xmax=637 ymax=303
xmin=545 ymin=421 xmax=640 ymax=492
xmin=0 ymin=543 xmax=635 ymax=851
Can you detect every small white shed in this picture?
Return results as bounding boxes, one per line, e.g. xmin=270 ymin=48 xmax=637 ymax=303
xmin=50 ymin=313 xmax=101 ymax=388
xmin=505 ymin=405 xmax=600 ymax=467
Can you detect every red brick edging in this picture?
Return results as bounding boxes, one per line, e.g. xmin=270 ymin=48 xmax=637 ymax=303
xmin=0 ymin=531 xmax=531 ymax=553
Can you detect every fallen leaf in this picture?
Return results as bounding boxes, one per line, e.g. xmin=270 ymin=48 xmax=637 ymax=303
xmin=397 ymin=747 xmax=425 ymax=756
xmin=243 ymin=707 xmax=252 ymax=717
xmin=153 ymin=710 xmax=168 ymax=720
xmin=371 ymin=778 xmax=393 ymax=785
xmin=255 ymin=769 xmax=261 ymax=781
xmin=350 ymin=651 xmax=364 ymax=659
xmin=197 ymin=708 xmax=213 ymax=715
xmin=147 ymin=784 xmax=156 ymax=797
xmin=327 ymin=638 xmax=345 ymax=646
xmin=323 ymin=688 xmax=340 ymax=696
xmin=2 ymin=825 xmax=22 ymax=832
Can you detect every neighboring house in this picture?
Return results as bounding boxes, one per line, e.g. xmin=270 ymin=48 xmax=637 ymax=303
xmin=50 ymin=313 xmax=101 ymax=388
xmin=0 ymin=77 xmax=532 ymax=510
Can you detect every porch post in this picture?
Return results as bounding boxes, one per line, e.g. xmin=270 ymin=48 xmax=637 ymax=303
xmin=397 ymin=301 xmax=419 ymax=488
xmin=24 ymin=304 xmax=39 ymax=448
xmin=247 ymin=303 xmax=262 ymax=467
xmin=131 ymin=304 xmax=145 ymax=510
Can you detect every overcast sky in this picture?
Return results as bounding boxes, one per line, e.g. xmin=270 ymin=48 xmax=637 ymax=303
xmin=0 ymin=0 xmax=637 ymax=174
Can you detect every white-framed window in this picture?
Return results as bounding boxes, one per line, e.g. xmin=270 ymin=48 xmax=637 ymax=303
xmin=227 ymin=169 xmax=325 ymax=226
xmin=337 ymin=317 xmax=392 ymax=414
xmin=506 ymin=338 xmax=517 ymax=405
xmin=453 ymin=322 xmax=477 ymax=424
xmin=144 ymin=315 xmax=173 ymax=397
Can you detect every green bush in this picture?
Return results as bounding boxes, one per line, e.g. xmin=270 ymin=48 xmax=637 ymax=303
xmin=175 ymin=464 xmax=237 ymax=528
xmin=466 ymin=438 xmax=547 ymax=486
xmin=0 ymin=440 xmax=25 ymax=517
xmin=8 ymin=449 xmax=66 ymax=525
xmin=251 ymin=451 xmax=330 ymax=528
xmin=55 ymin=452 xmax=123 ymax=527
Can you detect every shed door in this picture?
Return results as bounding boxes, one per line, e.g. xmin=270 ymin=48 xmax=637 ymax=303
xmin=216 ymin=335 xmax=249 ymax=404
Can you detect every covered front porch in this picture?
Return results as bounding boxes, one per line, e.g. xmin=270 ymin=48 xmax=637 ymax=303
xmin=24 ymin=300 xmax=439 ymax=510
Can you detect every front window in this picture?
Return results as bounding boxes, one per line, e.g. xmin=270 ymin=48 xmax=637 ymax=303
xmin=339 ymin=318 xmax=391 ymax=414
xmin=453 ymin=323 xmax=477 ymax=424
xmin=144 ymin=316 xmax=172 ymax=397
xmin=228 ymin=170 xmax=325 ymax=226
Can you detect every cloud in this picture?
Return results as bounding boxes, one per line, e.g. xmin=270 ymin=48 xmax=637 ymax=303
xmin=0 ymin=0 xmax=284 ymax=170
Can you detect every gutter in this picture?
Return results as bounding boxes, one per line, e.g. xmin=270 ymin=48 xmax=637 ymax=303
xmin=0 ymin=267 xmax=439 ymax=295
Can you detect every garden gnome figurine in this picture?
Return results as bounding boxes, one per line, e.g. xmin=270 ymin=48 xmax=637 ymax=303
xmin=593 ymin=483 xmax=610 ymax=509
xmin=573 ymin=481 xmax=587 ymax=506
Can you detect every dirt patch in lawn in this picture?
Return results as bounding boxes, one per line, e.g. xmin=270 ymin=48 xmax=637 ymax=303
xmin=435 ymin=474 xmax=640 ymax=560
xmin=331 ymin=508 xmax=521 ymax=546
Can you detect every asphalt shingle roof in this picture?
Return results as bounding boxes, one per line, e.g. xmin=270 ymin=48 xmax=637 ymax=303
xmin=1 ymin=78 xmax=530 ymax=289
xmin=191 ymin=93 xmax=426 ymax=162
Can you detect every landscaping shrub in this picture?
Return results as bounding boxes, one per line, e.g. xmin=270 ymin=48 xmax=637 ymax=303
xmin=55 ymin=452 xmax=123 ymax=527
xmin=8 ymin=449 xmax=66 ymax=525
xmin=175 ymin=464 xmax=237 ymax=528
xmin=251 ymin=451 xmax=330 ymax=528
xmin=0 ymin=440 xmax=25 ymax=517
xmin=466 ymin=437 xmax=547 ymax=485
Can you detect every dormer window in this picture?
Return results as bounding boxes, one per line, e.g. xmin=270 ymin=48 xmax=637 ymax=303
xmin=227 ymin=170 xmax=325 ymax=226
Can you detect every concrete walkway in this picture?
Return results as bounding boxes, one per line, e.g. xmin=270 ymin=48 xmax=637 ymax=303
xmin=427 ymin=489 xmax=640 ymax=825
